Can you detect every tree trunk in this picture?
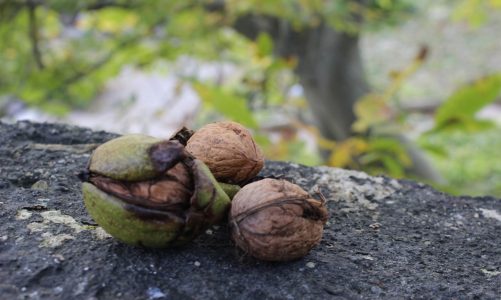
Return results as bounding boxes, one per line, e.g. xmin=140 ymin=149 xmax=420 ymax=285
xmin=234 ymin=17 xmax=368 ymax=140
xmin=294 ymin=26 xmax=369 ymax=140
xmin=233 ymin=15 xmax=443 ymax=182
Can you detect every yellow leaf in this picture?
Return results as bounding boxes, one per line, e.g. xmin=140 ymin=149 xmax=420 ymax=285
xmin=78 ymin=8 xmax=139 ymax=33
xmin=352 ymin=94 xmax=392 ymax=132
xmin=328 ymin=138 xmax=369 ymax=167
xmin=329 ymin=145 xmax=351 ymax=167
xmin=490 ymin=0 xmax=501 ymax=7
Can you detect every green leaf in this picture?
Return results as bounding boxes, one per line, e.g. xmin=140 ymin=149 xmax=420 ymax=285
xmin=67 ymin=79 xmax=98 ymax=103
xmin=425 ymin=73 xmax=501 ymax=134
xmin=256 ymin=32 xmax=273 ymax=57
xmin=376 ymin=0 xmax=394 ymax=9
xmin=352 ymin=94 xmax=392 ymax=132
xmin=368 ymin=137 xmax=412 ymax=166
xmin=193 ymin=83 xmax=258 ymax=128
xmin=380 ymin=155 xmax=405 ymax=177
xmin=433 ymin=117 xmax=495 ymax=133
xmin=253 ymin=133 xmax=272 ymax=147
xmin=452 ymin=0 xmax=488 ymax=28
xmin=434 ymin=73 xmax=501 ymax=131
xmin=40 ymin=101 xmax=70 ymax=116
xmin=82 ymin=7 xmax=139 ymax=33
xmin=418 ymin=141 xmax=448 ymax=158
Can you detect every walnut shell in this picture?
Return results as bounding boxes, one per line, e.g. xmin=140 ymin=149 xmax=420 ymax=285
xmin=186 ymin=121 xmax=264 ymax=184
xmin=229 ymin=178 xmax=328 ymax=261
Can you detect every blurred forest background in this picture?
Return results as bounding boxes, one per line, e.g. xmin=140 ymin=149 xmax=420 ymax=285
xmin=1 ymin=0 xmax=500 ymax=196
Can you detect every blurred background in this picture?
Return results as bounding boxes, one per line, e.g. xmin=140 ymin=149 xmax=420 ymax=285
xmin=1 ymin=0 xmax=500 ymax=196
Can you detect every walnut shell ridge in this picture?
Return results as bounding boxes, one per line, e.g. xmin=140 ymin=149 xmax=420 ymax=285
xmin=186 ymin=121 xmax=264 ymax=184
xmin=229 ymin=178 xmax=328 ymax=261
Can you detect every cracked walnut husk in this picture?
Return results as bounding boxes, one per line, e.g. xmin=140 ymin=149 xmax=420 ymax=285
xmin=80 ymin=134 xmax=231 ymax=248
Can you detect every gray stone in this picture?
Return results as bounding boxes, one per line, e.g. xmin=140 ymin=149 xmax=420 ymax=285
xmin=0 ymin=120 xmax=500 ymax=299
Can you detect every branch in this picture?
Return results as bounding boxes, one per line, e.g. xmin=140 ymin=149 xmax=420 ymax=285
xmin=27 ymin=0 xmax=44 ymax=70
xmin=84 ymin=0 xmax=134 ymax=11
xmin=44 ymin=36 xmax=139 ymax=100
xmin=42 ymin=9 xmax=170 ymax=99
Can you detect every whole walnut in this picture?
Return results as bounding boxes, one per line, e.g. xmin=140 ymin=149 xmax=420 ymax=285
xmin=186 ymin=121 xmax=264 ymax=184
xmin=229 ymin=178 xmax=328 ymax=261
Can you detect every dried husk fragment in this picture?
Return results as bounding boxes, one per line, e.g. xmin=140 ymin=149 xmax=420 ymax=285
xmin=229 ymin=178 xmax=328 ymax=261
xmin=186 ymin=121 xmax=264 ymax=184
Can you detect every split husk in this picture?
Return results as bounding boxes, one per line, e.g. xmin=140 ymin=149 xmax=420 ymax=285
xmin=81 ymin=134 xmax=231 ymax=248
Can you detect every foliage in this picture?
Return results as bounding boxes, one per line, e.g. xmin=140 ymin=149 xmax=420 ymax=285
xmin=430 ymin=74 xmax=501 ymax=133
xmin=193 ymin=82 xmax=258 ymax=129
xmin=418 ymin=73 xmax=501 ymax=196
xmin=1 ymin=0 xmax=501 ymax=195
xmin=318 ymin=47 xmax=428 ymax=178
xmin=322 ymin=41 xmax=501 ymax=185
xmin=452 ymin=0 xmax=501 ymax=27
xmin=323 ymin=136 xmax=411 ymax=177
xmin=421 ymin=129 xmax=501 ymax=197
xmin=226 ymin=0 xmax=414 ymax=32
xmin=0 ymin=0 xmax=339 ymax=163
xmin=0 ymin=0 xmax=216 ymax=113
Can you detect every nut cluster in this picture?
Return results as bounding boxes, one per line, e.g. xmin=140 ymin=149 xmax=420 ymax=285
xmin=81 ymin=121 xmax=328 ymax=261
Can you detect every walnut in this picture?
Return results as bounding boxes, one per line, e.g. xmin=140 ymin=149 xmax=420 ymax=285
xmin=80 ymin=134 xmax=232 ymax=248
xmin=186 ymin=121 xmax=264 ymax=184
xmin=229 ymin=178 xmax=328 ymax=261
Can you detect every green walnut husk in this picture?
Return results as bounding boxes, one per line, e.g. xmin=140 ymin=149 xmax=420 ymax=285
xmin=81 ymin=134 xmax=232 ymax=248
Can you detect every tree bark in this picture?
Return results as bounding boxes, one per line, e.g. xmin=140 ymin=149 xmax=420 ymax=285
xmin=234 ymin=16 xmax=368 ymax=140
xmin=294 ymin=26 xmax=369 ymax=140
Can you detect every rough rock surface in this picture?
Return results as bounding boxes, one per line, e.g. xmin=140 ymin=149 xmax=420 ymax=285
xmin=0 ymin=121 xmax=500 ymax=300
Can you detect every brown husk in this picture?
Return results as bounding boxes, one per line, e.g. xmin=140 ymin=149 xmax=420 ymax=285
xmin=88 ymin=162 xmax=193 ymax=212
xmin=229 ymin=178 xmax=328 ymax=262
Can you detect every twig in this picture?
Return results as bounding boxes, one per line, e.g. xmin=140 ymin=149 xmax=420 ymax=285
xmin=27 ymin=0 xmax=44 ymax=70
xmin=44 ymin=11 xmax=171 ymax=100
xmin=44 ymin=36 xmax=140 ymax=100
xmin=84 ymin=0 xmax=133 ymax=11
